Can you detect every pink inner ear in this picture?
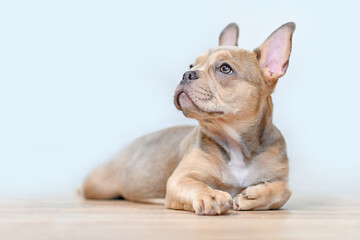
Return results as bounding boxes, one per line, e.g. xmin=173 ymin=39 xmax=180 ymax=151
xmin=220 ymin=28 xmax=238 ymax=46
xmin=261 ymin=28 xmax=291 ymax=77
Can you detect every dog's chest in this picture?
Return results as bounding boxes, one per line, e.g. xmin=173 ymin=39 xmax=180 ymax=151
xmin=227 ymin=149 xmax=248 ymax=186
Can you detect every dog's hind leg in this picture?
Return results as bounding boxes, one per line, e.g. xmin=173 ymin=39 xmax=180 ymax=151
xmin=82 ymin=160 xmax=121 ymax=200
xmin=82 ymin=126 xmax=193 ymax=201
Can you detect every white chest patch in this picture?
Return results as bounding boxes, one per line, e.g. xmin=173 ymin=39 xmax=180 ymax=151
xmin=219 ymin=124 xmax=249 ymax=187
xmin=207 ymin=124 xmax=250 ymax=188
xmin=228 ymin=148 xmax=248 ymax=187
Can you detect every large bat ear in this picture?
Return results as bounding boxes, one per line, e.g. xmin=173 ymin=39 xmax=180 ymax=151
xmin=219 ymin=23 xmax=239 ymax=46
xmin=255 ymin=22 xmax=296 ymax=87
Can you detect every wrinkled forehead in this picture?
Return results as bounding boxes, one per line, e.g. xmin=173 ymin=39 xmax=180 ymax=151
xmin=194 ymin=47 xmax=256 ymax=68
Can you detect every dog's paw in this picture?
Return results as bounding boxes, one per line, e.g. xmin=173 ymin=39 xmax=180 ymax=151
xmin=192 ymin=190 xmax=233 ymax=215
xmin=233 ymin=185 xmax=269 ymax=210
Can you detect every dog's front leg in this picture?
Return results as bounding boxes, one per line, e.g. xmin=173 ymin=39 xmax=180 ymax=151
xmin=233 ymin=180 xmax=291 ymax=210
xmin=165 ymin=149 xmax=233 ymax=215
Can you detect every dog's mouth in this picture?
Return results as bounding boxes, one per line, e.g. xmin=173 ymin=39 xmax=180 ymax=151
xmin=174 ymin=89 xmax=192 ymax=111
xmin=174 ymin=90 xmax=185 ymax=111
xmin=174 ymin=88 xmax=224 ymax=115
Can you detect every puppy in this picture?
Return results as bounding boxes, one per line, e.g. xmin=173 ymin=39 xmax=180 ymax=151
xmin=83 ymin=22 xmax=296 ymax=215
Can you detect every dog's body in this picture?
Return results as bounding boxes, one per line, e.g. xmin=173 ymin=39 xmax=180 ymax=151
xmin=83 ymin=22 xmax=295 ymax=215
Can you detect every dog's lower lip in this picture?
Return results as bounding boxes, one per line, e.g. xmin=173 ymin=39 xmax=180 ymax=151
xmin=177 ymin=91 xmax=183 ymax=105
xmin=175 ymin=91 xmax=183 ymax=110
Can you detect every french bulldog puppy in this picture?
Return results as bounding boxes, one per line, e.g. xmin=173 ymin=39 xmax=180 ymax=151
xmin=83 ymin=22 xmax=296 ymax=215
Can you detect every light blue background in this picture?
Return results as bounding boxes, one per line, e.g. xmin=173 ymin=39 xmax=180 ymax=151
xmin=1 ymin=0 xmax=359 ymax=197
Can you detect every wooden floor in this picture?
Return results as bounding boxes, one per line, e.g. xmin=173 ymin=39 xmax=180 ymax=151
xmin=1 ymin=193 xmax=359 ymax=240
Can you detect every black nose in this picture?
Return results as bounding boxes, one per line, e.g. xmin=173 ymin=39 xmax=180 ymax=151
xmin=181 ymin=71 xmax=199 ymax=84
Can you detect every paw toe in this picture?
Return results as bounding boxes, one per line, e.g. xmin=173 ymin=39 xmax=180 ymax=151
xmin=193 ymin=190 xmax=233 ymax=215
xmin=242 ymin=186 xmax=261 ymax=200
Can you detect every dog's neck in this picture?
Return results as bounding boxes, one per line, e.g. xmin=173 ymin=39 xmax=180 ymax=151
xmin=199 ymin=96 xmax=274 ymax=160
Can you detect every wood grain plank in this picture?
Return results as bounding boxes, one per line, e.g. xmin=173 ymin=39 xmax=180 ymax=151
xmin=1 ymin=194 xmax=359 ymax=240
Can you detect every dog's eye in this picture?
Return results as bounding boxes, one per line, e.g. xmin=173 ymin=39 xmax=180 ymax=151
xmin=219 ymin=63 xmax=233 ymax=74
xmin=189 ymin=64 xmax=194 ymax=69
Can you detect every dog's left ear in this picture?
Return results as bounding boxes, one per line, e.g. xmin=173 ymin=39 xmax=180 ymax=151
xmin=219 ymin=23 xmax=239 ymax=46
xmin=255 ymin=22 xmax=296 ymax=86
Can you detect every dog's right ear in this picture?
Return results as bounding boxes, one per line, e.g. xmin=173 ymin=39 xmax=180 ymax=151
xmin=219 ymin=23 xmax=239 ymax=46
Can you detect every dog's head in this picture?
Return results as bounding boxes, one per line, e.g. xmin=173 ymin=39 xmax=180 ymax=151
xmin=174 ymin=22 xmax=295 ymax=125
